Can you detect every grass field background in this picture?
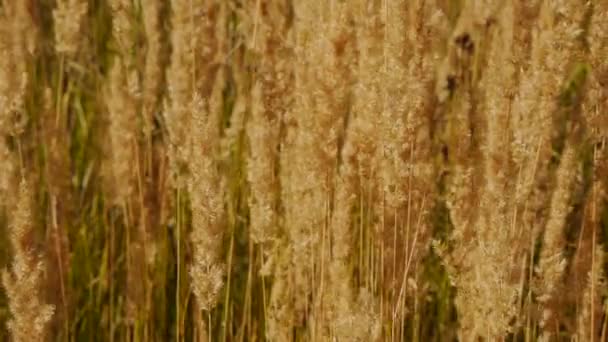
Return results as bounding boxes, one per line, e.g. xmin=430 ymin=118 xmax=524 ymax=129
xmin=0 ymin=0 xmax=607 ymax=341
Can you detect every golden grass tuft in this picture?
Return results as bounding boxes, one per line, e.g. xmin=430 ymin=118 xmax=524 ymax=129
xmin=2 ymin=180 xmax=54 ymax=342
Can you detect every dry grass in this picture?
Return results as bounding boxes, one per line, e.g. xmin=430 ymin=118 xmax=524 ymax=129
xmin=0 ymin=0 xmax=607 ymax=341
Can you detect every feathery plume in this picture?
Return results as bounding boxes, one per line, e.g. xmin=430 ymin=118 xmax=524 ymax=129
xmin=107 ymin=0 xmax=148 ymax=328
xmin=107 ymin=0 xmax=139 ymax=202
xmin=511 ymin=0 xmax=586 ymax=211
xmin=442 ymin=2 xmax=524 ymax=339
xmin=282 ymin=0 xmax=355 ymax=324
xmin=189 ymin=86 xmax=225 ymax=311
xmin=165 ymin=0 xmax=196 ymax=186
xmin=266 ymin=242 xmax=293 ymax=341
xmin=166 ymin=0 xmax=227 ymax=322
xmin=576 ymin=241 xmax=606 ymax=342
xmin=175 ymin=0 xmax=228 ymax=321
xmin=536 ymin=144 xmax=580 ymax=336
xmin=585 ymin=0 xmax=608 ymax=142
xmin=245 ymin=0 xmax=293 ymax=246
xmin=0 ymin=1 xmax=35 ymax=200
xmin=2 ymin=180 xmax=55 ymax=342
xmin=329 ymin=116 xmax=380 ymax=341
xmin=377 ymin=1 xmax=444 ymax=335
xmin=53 ymin=0 xmax=88 ymax=56
xmin=0 ymin=20 xmax=16 ymax=198
xmin=142 ymin=0 xmax=163 ymax=138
